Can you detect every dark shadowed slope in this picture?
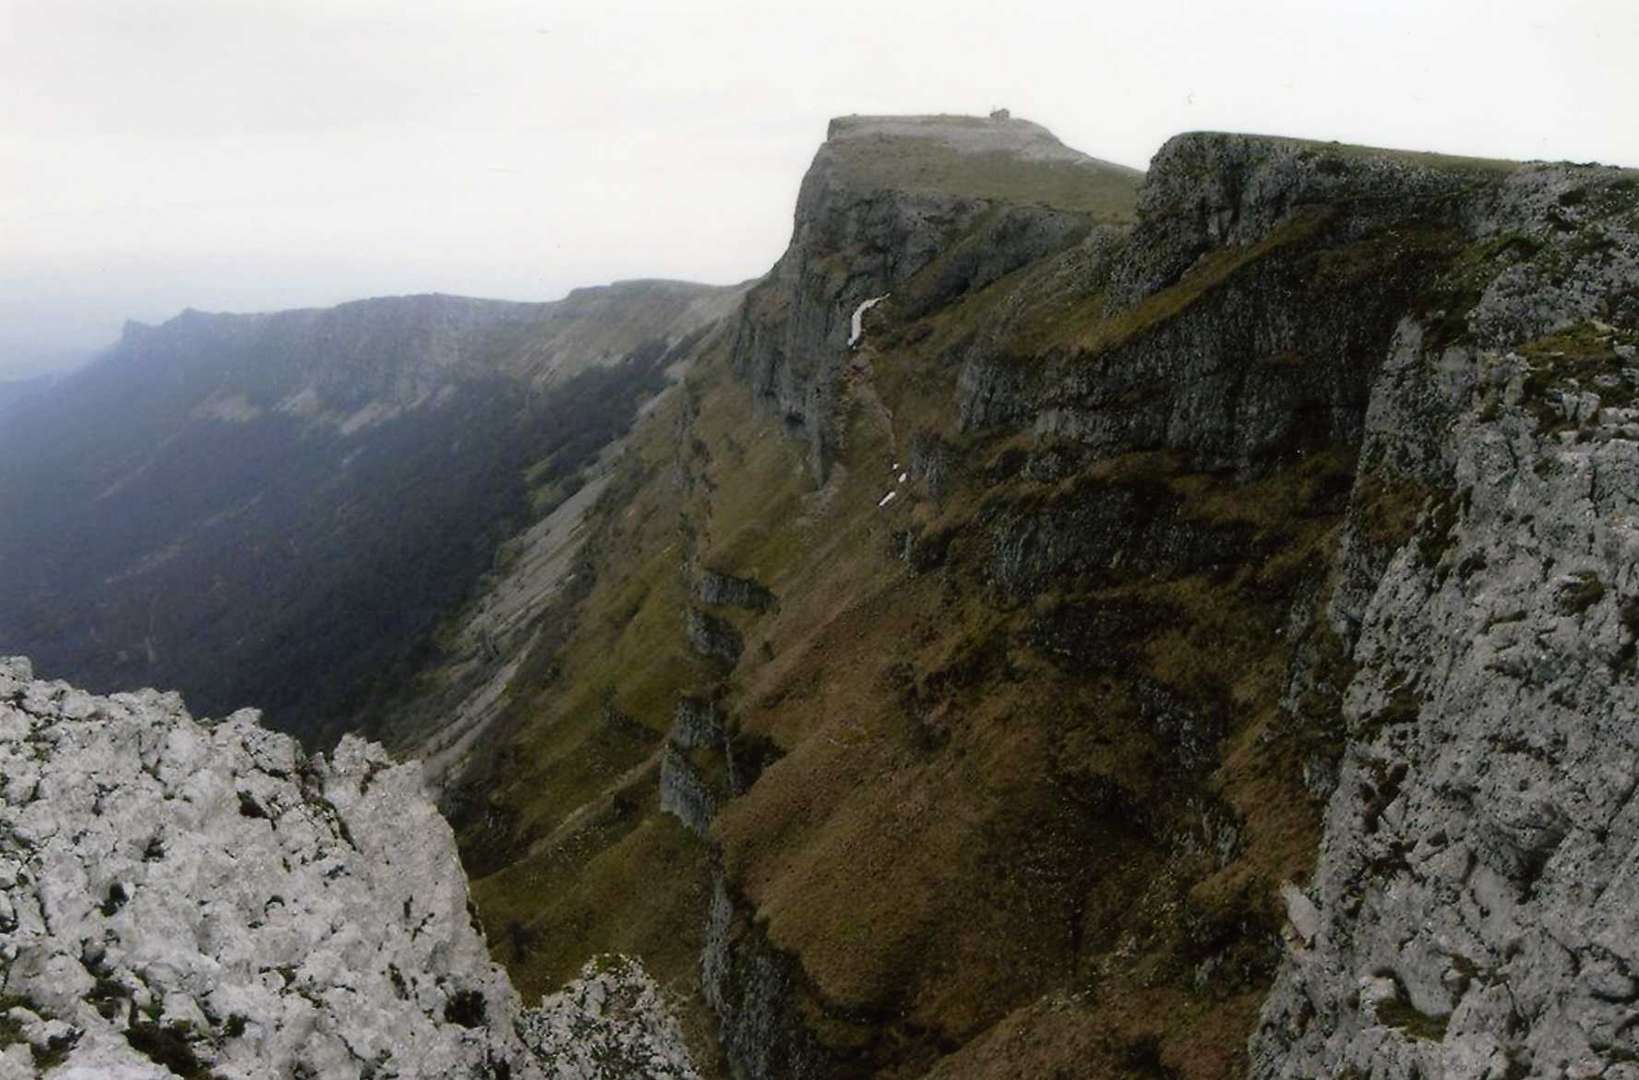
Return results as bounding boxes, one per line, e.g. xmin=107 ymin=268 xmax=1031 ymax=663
xmin=0 ymin=282 xmax=737 ymax=743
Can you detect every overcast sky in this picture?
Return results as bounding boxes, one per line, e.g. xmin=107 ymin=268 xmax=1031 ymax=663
xmin=2 ymin=0 xmax=1636 ymax=377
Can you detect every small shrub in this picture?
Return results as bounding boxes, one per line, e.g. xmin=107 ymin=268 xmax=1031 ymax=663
xmin=126 ymin=1021 xmax=211 ymax=1080
xmin=1558 ymin=572 xmax=1606 ymax=615
xmin=443 ymin=989 xmax=487 ymax=1029
xmin=1376 ymin=996 xmax=1450 ymax=1041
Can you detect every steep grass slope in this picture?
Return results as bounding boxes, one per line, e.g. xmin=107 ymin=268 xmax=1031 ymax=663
xmin=450 ymin=116 xmax=1639 ymax=1077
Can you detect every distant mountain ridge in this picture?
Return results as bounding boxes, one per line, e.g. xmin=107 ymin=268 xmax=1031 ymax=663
xmin=111 ymin=281 xmax=734 ymax=420
xmin=0 ymin=279 xmax=739 ymax=742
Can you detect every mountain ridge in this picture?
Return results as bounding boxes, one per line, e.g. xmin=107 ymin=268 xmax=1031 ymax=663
xmin=4 ymin=111 xmax=1639 ymax=1078
xmin=0 ymin=276 xmax=739 ymax=744
xmin=433 ymin=114 xmax=1639 ymax=1078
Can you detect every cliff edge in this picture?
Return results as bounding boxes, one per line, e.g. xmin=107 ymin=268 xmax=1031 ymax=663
xmin=730 ymin=112 xmax=1143 ymax=479
xmin=455 ymin=117 xmax=1639 ymax=1077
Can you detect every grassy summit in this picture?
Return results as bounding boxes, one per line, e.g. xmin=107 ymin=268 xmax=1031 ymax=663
xmin=821 ymin=113 xmax=1145 ymax=222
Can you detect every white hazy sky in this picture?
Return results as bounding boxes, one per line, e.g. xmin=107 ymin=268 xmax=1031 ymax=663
xmin=2 ymin=0 xmax=1637 ymax=377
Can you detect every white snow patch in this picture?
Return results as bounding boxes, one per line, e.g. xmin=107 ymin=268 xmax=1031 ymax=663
xmin=848 ymin=294 xmax=890 ymax=347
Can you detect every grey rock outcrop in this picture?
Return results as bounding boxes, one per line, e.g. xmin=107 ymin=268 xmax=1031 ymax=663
xmin=984 ymin=472 xmax=1255 ymax=599
xmin=1107 ymin=133 xmax=1505 ymax=306
xmin=1251 ymin=161 xmax=1639 ymax=1075
xmin=659 ymin=697 xmax=776 ymax=838
xmin=700 ymin=875 xmax=840 ymax=1080
xmin=693 ymin=570 xmax=775 ymax=612
xmin=659 ymin=699 xmax=726 ymax=838
xmin=956 ymin=133 xmax=1519 ymax=472
xmin=0 ymin=658 xmax=695 ymax=1079
xmin=658 ymin=746 xmax=719 ymax=839
xmin=523 ymin=956 xmax=700 ymax=1079
xmin=685 ymin=608 xmax=743 ymax=665
xmin=669 ymin=696 xmax=727 ymax=752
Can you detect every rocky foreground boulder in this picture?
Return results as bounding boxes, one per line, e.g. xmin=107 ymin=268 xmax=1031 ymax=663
xmin=0 ymin=657 xmax=697 ymax=1078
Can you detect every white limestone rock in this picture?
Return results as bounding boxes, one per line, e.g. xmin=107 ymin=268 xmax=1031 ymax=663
xmin=522 ymin=957 xmax=699 ymax=1079
xmin=0 ymin=666 xmax=696 ymax=1079
xmin=1251 ymin=162 xmax=1639 ymax=1078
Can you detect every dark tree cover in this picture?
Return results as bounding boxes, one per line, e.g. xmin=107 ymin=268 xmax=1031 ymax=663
xmin=0 ymin=322 xmax=676 ymax=746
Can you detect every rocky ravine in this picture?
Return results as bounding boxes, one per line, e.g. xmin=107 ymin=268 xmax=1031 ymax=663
xmin=0 ymin=657 xmax=697 ymax=1079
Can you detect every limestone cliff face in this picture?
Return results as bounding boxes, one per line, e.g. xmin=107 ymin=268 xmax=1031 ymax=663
xmin=730 ymin=114 xmax=1141 ymax=478
xmin=699 ymin=124 xmax=1639 ymax=1076
xmin=0 ymin=657 xmax=697 ymax=1079
xmin=404 ymin=115 xmax=1639 ymax=1079
xmin=1252 ymin=165 xmax=1639 ymax=1077
xmin=1107 ymin=133 xmax=1505 ymax=305
xmin=956 ymin=133 xmax=1511 ymax=467
xmin=983 ymin=130 xmax=1639 ymax=1076
xmin=946 ymin=136 xmax=1639 ymax=1076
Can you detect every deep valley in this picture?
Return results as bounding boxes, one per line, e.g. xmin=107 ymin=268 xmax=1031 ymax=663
xmin=4 ymin=110 xmax=1639 ymax=1078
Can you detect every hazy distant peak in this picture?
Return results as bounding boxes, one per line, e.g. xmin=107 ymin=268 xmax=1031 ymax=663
xmin=560 ymin=278 xmax=728 ymax=304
